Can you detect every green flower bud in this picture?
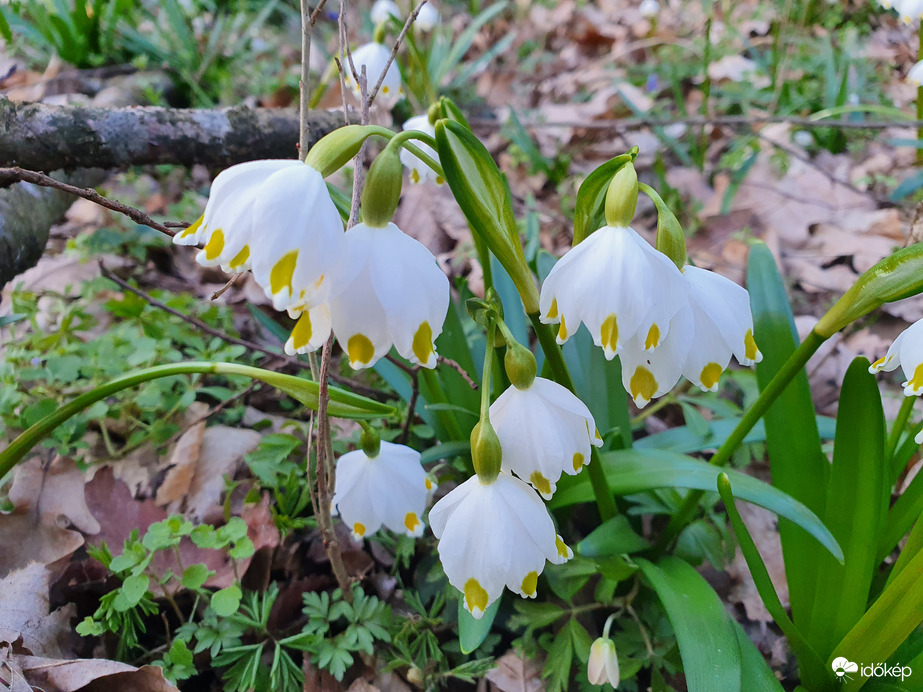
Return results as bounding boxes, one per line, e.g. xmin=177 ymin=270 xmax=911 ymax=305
xmin=604 ymin=161 xmax=638 ymax=228
xmin=470 ymin=419 xmax=502 ymax=483
xmin=362 ymin=146 xmax=403 ymax=227
xmin=504 ymin=341 xmax=537 ymax=390
xmin=640 ymin=182 xmax=686 ymax=269
xmin=304 ymin=124 xmax=391 ymax=177
xmin=815 ymin=242 xmax=923 ymax=337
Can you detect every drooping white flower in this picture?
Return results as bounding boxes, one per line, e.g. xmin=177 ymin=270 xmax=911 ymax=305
xmin=618 ymin=309 xmax=693 ymax=408
xmin=870 ymin=318 xmax=923 ymax=396
xmin=429 ymin=472 xmax=572 ymax=618
xmin=538 ymin=225 xmax=687 ymax=359
xmin=328 ymin=222 xmax=449 ymax=369
xmin=489 ymin=377 xmax=602 ymax=499
xmin=284 ymin=303 xmax=332 ymax=356
xmin=894 ymin=0 xmax=923 ymax=22
xmin=400 ymin=115 xmax=442 ymax=184
xmin=587 ymin=638 xmax=620 ymax=687
xmin=332 ymin=441 xmax=432 ymax=540
xmin=345 ymin=41 xmax=403 ymax=104
xmin=639 ymin=0 xmax=659 ymax=18
xmin=371 ymin=0 xmax=402 ymax=24
xmin=415 ymin=2 xmax=439 ymax=30
xmin=909 ymin=59 xmax=923 ymax=86
xmin=680 ymin=266 xmax=762 ymax=391
xmin=172 ymin=161 xmax=345 ymax=313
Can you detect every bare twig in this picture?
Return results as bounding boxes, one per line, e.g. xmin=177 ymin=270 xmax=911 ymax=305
xmin=399 ymin=368 xmax=421 ymax=445
xmin=299 ymin=0 xmax=329 ymax=159
xmin=210 ymin=273 xmax=245 ymax=301
xmin=98 ymin=263 xmax=391 ymax=401
xmin=368 ymin=0 xmax=428 ymax=103
xmin=466 ymin=115 xmax=923 ymax=131
xmin=0 ymin=167 xmax=175 ymax=237
xmin=438 ymin=356 xmax=478 ymax=390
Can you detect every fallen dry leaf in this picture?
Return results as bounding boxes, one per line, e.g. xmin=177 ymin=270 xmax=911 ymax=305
xmin=726 ymin=502 xmax=789 ymax=622
xmin=485 ymin=650 xmax=544 ymax=692
xmin=7 ymin=654 xmax=179 ymax=692
xmin=9 ymin=457 xmax=100 ymax=535
xmin=155 ymin=421 xmax=206 ymax=508
xmin=0 ymin=564 xmax=75 ymax=659
xmin=0 ymin=513 xmax=84 ymax=578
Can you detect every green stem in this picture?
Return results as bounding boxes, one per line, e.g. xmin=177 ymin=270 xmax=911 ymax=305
xmin=886 ymin=395 xmax=915 ymax=466
xmin=420 ymin=367 xmax=465 ymax=441
xmin=530 ymin=314 xmax=617 ymax=521
xmin=653 ymin=329 xmax=827 ymax=554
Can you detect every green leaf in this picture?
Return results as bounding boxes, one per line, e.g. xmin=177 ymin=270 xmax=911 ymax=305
xmin=542 ymin=620 xmax=576 ymax=692
xmin=0 ymin=361 xmax=396 ymax=482
xmin=577 ymin=515 xmax=649 ymax=557
xmin=572 ymin=151 xmax=635 ymax=244
xmin=749 ymin=242 xmax=828 ymax=627
xmin=512 ymin=600 xmax=565 ymax=628
xmin=807 ymin=358 xmax=887 ymax=661
xmin=458 ymin=595 xmax=500 ymax=654
xmin=181 ymin=564 xmax=212 ymax=591
xmin=119 ymin=574 xmax=150 ymax=609
xmin=552 ymin=448 xmax=843 ymax=562
xmin=211 ymin=585 xmax=242 ymax=617
xmin=733 ymin=620 xmax=785 ymax=692
xmin=637 ymin=556 xmax=741 ymax=692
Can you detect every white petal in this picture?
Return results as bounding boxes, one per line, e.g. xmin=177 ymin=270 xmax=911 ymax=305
xmin=284 ymin=303 xmax=332 ymax=355
xmin=620 ymin=310 xmax=693 ymax=407
xmin=898 ymin=320 xmax=923 ymax=395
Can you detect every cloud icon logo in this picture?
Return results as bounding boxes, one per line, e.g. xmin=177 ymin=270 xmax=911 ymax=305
xmin=832 ymin=657 xmax=859 ymax=679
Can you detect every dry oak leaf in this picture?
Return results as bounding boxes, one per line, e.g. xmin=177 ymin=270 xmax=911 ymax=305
xmin=9 ymin=457 xmax=100 ymax=534
xmin=7 ymin=654 xmax=179 ymax=692
xmin=485 ymin=650 xmax=544 ymax=692
xmin=0 ymin=563 xmax=75 ymax=659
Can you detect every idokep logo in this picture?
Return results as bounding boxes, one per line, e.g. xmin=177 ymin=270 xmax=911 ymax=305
xmin=832 ymin=657 xmax=912 ymax=683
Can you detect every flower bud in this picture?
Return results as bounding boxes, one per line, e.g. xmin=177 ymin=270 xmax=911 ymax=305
xmin=815 ymin=242 xmax=923 ymax=337
xmin=470 ymin=419 xmax=502 ymax=483
xmin=604 ymin=161 xmax=638 ymax=228
xmin=504 ymin=341 xmax=537 ymax=390
xmin=362 ymin=146 xmax=404 ymax=227
xmin=587 ymin=637 xmax=620 ymax=687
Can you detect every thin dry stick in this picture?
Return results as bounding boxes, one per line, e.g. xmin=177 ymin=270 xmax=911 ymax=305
xmin=399 ymin=368 xmax=421 ymax=444
xmin=299 ymin=0 xmax=329 ymax=159
xmin=210 ymin=273 xmax=245 ymax=300
xmin=0 ymin=167 xmax=176 ymax=237
xmin=438 ymin=356 xmax=478 ymax=390
xmin=367 ymin=0 xmax=428 ymax=103
xmin=98 ymin=263 xmax=390 ymax=401
xmin=465 ymin=115 xmax=923 ymax=131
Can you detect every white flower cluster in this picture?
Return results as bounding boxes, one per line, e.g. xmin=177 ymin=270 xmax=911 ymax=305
xmin=174 ymin=160 xmax=449 ymax=370
xmin=878 ymin=0 xmax=923 ymax=23
xmin=539 ymin=225 xmax=762 ymax=408
xmin=430 ymin=376 xmax=602 ymax=618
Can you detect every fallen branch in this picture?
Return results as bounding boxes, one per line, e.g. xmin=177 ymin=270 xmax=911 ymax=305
xmin=0 ymin=96 xmax=350 ymax=172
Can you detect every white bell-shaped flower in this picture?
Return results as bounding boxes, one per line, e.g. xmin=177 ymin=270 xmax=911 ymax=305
xmin=587 ymin=638 xmax=620 ymax=687
xmin=680 ymin=266 xmax=762 ymax=391
xmin=909 ymin=60 xmax=923 ymax=86
xmin=429 ymin=472 xmax=572 ymax=618
xmin=539 ymin=225 xmax=686 ymax=359
xmin=894 ymin=0 xmax=923 ymax=22
xmin=870 ymin=318 xmax=923 ymax=396
xmin=619 ymin=309 xmax=693 ymax=408
xmin=173 ymin=161 xmax=345 ymax=313
xmin=328 ymin=222 xmax=449 ymax=369
xmin=639 ymin=0 xmax=659 ymax=18
xmin=489 ymin=377 xmax=602 ymax=499
xmin=400 ymin=115 xmax=442 ymax=184
xmin=371 ymin=0 xmax=402 ymax=24
xmin=332 ymin=441 xmax=432 ymax=540
xmin=346 ymin=41 xmax=403 ymax=104
xmin=415 ymin=3 xmax=439 ymax=30
xmin=173 ymin=159 xmax=302 ymax=272
xmin=284 ymin=303 xmax=332 ymax=355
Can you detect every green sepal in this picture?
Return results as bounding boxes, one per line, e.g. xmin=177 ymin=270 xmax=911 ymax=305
xmin=815 ymin=242 xmax=923 ymax=337
xmin=435 ymin=119 xmax=538 ymax=313
xmin=470 ymin=419 xmax=502 ymax=482
xmin=604 ymin=161 xmax=638 ymax=228
xmin=640 ymin=182 xmax=687 ymax=269
xmin=361 ymin=146 xmax=403 ymax=227
xmin=572 ymin=147 xmax=638 ymax=245
xmin=304 ymin=124 xmax=392 ymax=177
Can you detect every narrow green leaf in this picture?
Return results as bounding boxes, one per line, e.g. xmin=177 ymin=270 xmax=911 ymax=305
xmin=732 ymin=620 xmax=785 ymax=692
xmin=635 ymin=416 xmax=836 ymax=454
xmin=553 ymin=448 xmax=842 ymax=561
xmin=637 ymin=556 xmax=741 ymax=692
xmin=808 ymin=358 xmax=887 ymax=660
xmin=749 ymin=242 xmax=828 ymax=627
xmin=458 ymin=596 xmax=500 ymax=654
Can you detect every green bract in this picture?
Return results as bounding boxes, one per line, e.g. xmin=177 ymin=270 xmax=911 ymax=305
xmin=572 ymin=147 xmax=637 ymax=245
xmin=304 ymin=124 xmax=392 ymax=177
xmin=435 ymin=119 xmax=539 ymax=313
xmin=640 ymin=181 xmax=687 ymax=270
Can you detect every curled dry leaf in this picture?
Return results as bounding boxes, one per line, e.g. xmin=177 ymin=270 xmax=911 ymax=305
xmin=9 ymin=457 xmax=100 ymax=535
xmin=5 ymin=654 xmax=179 ymax=692
xmin=0 ymin=563 xmax=75 ymax=659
